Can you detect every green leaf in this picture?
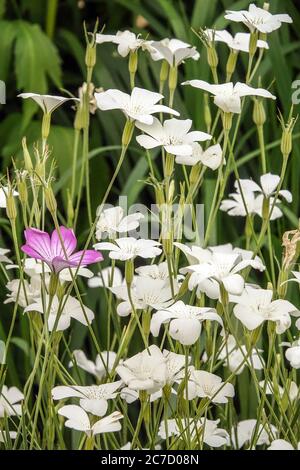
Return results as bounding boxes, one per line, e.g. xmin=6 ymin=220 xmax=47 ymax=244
xmin=0 ymin=20 xmax=18 ymax=82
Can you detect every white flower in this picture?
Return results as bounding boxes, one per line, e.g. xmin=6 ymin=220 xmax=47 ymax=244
xmin=259 ymin=379 xmax=298 ymax=402
xmin=58 ymin=405 xmax=123 ymax=436
xmin=110 ymin=276 xmax=175 ymax=317
xmin=5 ymin=276 xmax=42 ymax=308
xmin=0 ymin=248 xmax=12 ymax=264
xmin=0 ymin=187 xmax=18 ymax=209
xmin=184 ymin=369 xmax=235 ymax=403
xmin=95 ymin=87 xmax=179 ymax=125
xmin=231 ymin=419 xmax=277 ymax=449
xmin=116 ymin=345 xmax=167 ymax=394
xmin=0 ymin=385 xmax=24 ymax=418
xmin=285 ymin=339 xmax=300 ymax=369
xmin=135 ymin=261 xmax=170 ymax=280
xmin=205 ymin=30 xmax=268 ymax=52
xmin=121 ymin=350 xmax=187 ymax=403
xmin=150 ymin=300 xmax=222 ymax=346
xmin=268 ymin=439 xmax=300 ymax=451
xmin=88 ymin=266 xmax=123 ymax=289
xmin=52 ymin=381 xmax=122 ymax=417
xmin=96 ymin=30 xmax=144 ymax=57
xmin=232 ymin=286 xmax=299 ymax=334
xmin=0 ymin=430 xmax=17 ymax=443
xmin=94 ymin=237 xmax=162 ymax=261
xmin=221 ymin=175 xmax=292 ymax=220
xmin=175 ymin=242 xmax=264 ymax=299
xmin=148 ymin=38 xmax=200 ymax=66
xmin=182 ymin=80 xmax=276 ymax=114
xmin=225 ymin=4 xmax=292 ymax=34
xmin=218 ymin=334 xmax=264 ymax=374
xmin=136 ymin=117 xmax=211 ymax=157
xmin=18 ymin=93 xmax=79 ymax=114
xmin=24 ymin=294 xmax=94 ymax=331
xmin=182 ymin=252 xmax=264 ymax=297
xmin=95 ymin=206 xmax=144 ymax=240
xmin=159 ymin=418 xmax=229 ymax=447
xmin=70 ymin=350 xmax=117 ymax=380
xmin=175 ymin=142 xmax=222 ymax=170
xmin=7 ymin=257 xmax=93 ymax=281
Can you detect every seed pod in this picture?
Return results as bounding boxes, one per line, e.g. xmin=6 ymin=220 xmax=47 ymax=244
xmin=207 ymin=45 xmax=218 ymax=69
xmin=226 ymin=50 xmax=238 ymax=79
xmin=85 ymin=42 xmax=96 ymax=69
xmin=22 ymin=137 xmax=33 ymax=172
xmin=6 ymin=189 xmax=17 ymax=221
xmin=45 ymin=185 xmax=57 ymax=215
xmin=122 ymin=120 xmax=134 ymax=147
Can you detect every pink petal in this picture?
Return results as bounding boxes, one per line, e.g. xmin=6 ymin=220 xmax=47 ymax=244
xmin=50 ymin=226 xmax=77 ymax=257
xmin=21 ymin=244 xmax=46 ymax=261
xmin=69 ymin=250 xmax=103 ymax=267
xmin=23 ymin=228 xmax=52 ymax=260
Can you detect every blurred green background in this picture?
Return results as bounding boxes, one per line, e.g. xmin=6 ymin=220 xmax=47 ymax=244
xmin=0 ymin=0 xmax=299 ymax=398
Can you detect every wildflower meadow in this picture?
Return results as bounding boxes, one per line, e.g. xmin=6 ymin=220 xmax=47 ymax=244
xmin=1 ymin=0 xmax=300 ymax=453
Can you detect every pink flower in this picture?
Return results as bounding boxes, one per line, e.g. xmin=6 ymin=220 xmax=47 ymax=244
xmin=21 ymin=227 xmax=103 ymax=274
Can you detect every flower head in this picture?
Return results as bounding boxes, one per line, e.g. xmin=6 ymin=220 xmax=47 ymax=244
xmin=159 ymin=418 xmax=229 ymax=447
xmin=70 ymin=350 xmax=118 ymax=381
xmin=95 ymin=87 xmax=179 ymax=124
xmin=18 ymin=93 xmax=79 ymax=114
xmin=0 ymin=385 xmax=23 ymax=418
xmin=225 ymin=4 xmax=292 ymax=34
xmin=136 ymin=117 xmax=211 ymax=157
xmin=94 ymin=237 xmax=161 ymax=261
xmin=182 ymin=80 xmax=276 ymax=114
xmin=175 ymin=142 xmax=222 ymax=169
xmin=96 ymin=30 xmax=144 ymax=57
xmin=148 ymin=38 xmax=200 ymax=66
xmin=204 ymin=29 xmax=268 ymax=52
xmin=95 ymin=206 xmax=144 ymax=240
xmin=184 ymin=369 xmax=235 ymax=403
xmin=58 ymin=405 xmax=123 ymax=436
xmin=21 ymin=226 xmax=102 ymax=274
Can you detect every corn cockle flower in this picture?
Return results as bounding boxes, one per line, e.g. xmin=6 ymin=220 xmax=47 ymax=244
xmin=94 ymin=237 xmax=162 ymax=261
xmin=225 ymin=4 xmax=292 ymax=34
xmin=182 ymin=80 xmax=276 ymax=114
xmin=116 ymin=345 xmax=168 ymax=394
xmin=96 ymin=30 xmax=144 ymax=57
xmin=183 ymin=369 xmax=235 ymax=403
xmin=24 ymin=294 xmax=94 ymax=331
xmin=150 ymin=300 xmax=222 ymax=346
xmin=159 ymin=418 xmax=229 ymax=447
xmin=231 ymin=420 xmax=277 ymax=449
xmin=136 ymin=117 xmax=211 ymax=157
xmin=95 ymin=206 xmax=144 ymax=240
xmin=58 ymin=405 xmax=123 ymax=436
xmin=21 ymin=227 xmax=102 ymax=274
xmin=0 ymin=386 xmax=24 ymax=417
xmin=182 ymin=252 xmax=264 ymax=297
xmin=18 ymin=93 xmax=79 ymax=114
xmin=69 ymin=350 xmax=118 ymax=381
xmin=0 ymin=248 xmax=12 ymax=264
xmin=232 ymin=286 xmax=299 ymax=334
xmin=175 ymin=142 xmax=222 ymax=170
xmin=204 ymin=30 xmax=268 ymax=53
xmin=148 ymin=38 xmax=200 ymax=66
xmin=110 ymin=277 xmax=176 ymax=317
xmin=95 ymin=87 xmax=179 ymax=125
xmin=268 ymin=440 xmax=300 ymax=451
xmin=52 ymin=381 xmax=122 ymax=417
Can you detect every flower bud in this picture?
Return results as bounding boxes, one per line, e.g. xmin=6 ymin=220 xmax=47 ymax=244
xmin=207 ymin=45 xmax=218 ymax=69
xmin=160 ymin=60 xmax=169 ymax=83
xmin=22 ymin=137 xmax=33 ymax=172
xmin=249 ymin=32 xmax=258 ymax=56
xmin=226 ymin=50 xmax=238 ymax=80
xmin=49 ymin=273 xmax=59 ymax=297
xmin=253 ymin=99 xmax=266 ymax=127
xmin=165 ymin=153 xmax=174 ymax=178
xmin=128 ymin=50 xmax=138 ymax=75
xmin=17 ymin=179 xmax=28 ymax=205
xmin=6 ymin=189 xmax=17 ymax=221
xmin=122 ymin=120 xmax=134 ymax=147
xmin=163 ymin=234 xmax=173 ymax=257
xmin=42 ymin=112 xmax=51 ymax=140
xmin=168 ymin=66 xmax=178 ymax=92
xmin=262 ymin=196 xmax=270 ymax=221
xmin=281 ymin=128 xmax=292 ymax=159
xmin=85 ymin=42 xmax=96 ymax=69
xmin=222 ymin=112 xmax=233 ymax=132
xmin=142 ymin=309 xmax=151 ymax=337
xmin=125 ymin=259 xmax=134 ymax=286
xmin=45 ymin=185 xmax=57 ymax=215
